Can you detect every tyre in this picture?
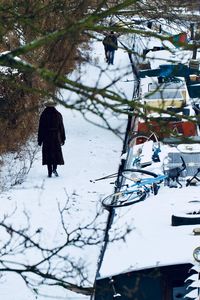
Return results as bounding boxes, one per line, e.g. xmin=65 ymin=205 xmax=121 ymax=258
xmin=102 ymin=189 xmax=147 ymax=209
xmin=171 ymin=214 xmax=200 ymax=226
xmin=129 ymin=132 xmax=158 ymax=145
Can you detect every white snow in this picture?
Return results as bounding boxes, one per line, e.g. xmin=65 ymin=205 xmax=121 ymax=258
xmin=0 ymin=37 xmax=132 ymax=299
xmin=0 ymin=26 xmax=200 ymax=299
xmin=98 ymin=185 xmax=200 ymax=278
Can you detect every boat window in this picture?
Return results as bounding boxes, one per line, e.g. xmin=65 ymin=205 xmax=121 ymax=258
xmin=148 ymin=82 xmax=185 ymax=92
xmin=183 ymin=108 xmax=190 ymax=116
xmin=145 ymin=90 xmax=184 ymax=100
xmin=167 ymin=107 xmax=190 ymax=116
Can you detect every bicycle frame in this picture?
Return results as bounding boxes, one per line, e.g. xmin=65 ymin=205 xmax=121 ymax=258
xmin=102 ymin=170 xmax=166 ymax=209
xmin=119 ymin=174 xmax=167 ymax=201
xmin=125 ymin=174 xmax=167 ymax=190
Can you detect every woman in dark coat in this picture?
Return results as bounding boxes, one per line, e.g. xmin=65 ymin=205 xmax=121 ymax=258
xmin=38 ymin=100 xmax=66 ymax=177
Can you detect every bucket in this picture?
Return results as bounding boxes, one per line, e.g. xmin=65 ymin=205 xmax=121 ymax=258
xmin=189 ymin=74 xmax=197 ymax=81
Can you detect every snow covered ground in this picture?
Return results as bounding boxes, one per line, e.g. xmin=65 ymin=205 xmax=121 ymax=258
xmin=0 ymin=24 xmax=198 ymax=299
xmin=0 ymin=108 xmax=122 ymax=300
xmin=0 ymin=37 xmax=133 ymax=299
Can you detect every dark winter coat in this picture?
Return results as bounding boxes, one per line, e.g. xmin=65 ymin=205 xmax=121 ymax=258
xmin=38 ymin=107 xmax=66 ymax=165
xmin=103 ymin=34 xmax=118 ymax=51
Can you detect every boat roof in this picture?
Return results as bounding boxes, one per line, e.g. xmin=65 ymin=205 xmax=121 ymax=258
xmin=97 ymin=139 xmax=200 ymax=279
xmin=142 ymin=76 xmax=189 ymax=99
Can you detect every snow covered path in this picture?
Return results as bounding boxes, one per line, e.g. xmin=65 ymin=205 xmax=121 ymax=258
xmin=0 ymin=37 xmax=133 ymax=299
xmin=0 ymin=108 xmax=123 ymax=300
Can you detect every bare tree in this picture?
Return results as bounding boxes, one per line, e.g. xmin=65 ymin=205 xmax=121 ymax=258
xmin=0 ymin=1 xmax=199 ymax=297
xmin=0 ymin=197 xmax=133 ymax=298
xmin=0 ymin=0 xmax=198 ymax=122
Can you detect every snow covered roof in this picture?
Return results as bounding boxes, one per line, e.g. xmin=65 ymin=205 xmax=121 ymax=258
xmin=98 ymin=167 xmax=200 ymax=278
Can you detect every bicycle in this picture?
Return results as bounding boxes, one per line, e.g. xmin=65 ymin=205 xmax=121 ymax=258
xmin=102 ymin=169 xmax=166 ymax=209
xmin=102 ymin=155 xmax=187 ymax=209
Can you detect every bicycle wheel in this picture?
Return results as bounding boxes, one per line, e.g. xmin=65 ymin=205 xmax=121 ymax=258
xmin=122 ymin=168 xmax=158 ymax=182
xmin=129 ymin=132 xmax=158 ymax=146
xmin=102 ymin=189 xmax=147 ymax=209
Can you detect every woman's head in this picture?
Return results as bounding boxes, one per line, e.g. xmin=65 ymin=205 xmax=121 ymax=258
xmin=44 ymin=98 xmax=57 ymax=107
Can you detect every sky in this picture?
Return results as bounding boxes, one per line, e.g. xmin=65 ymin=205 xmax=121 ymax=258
xmin=1 ymin=20 xmax=200 ymax=300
